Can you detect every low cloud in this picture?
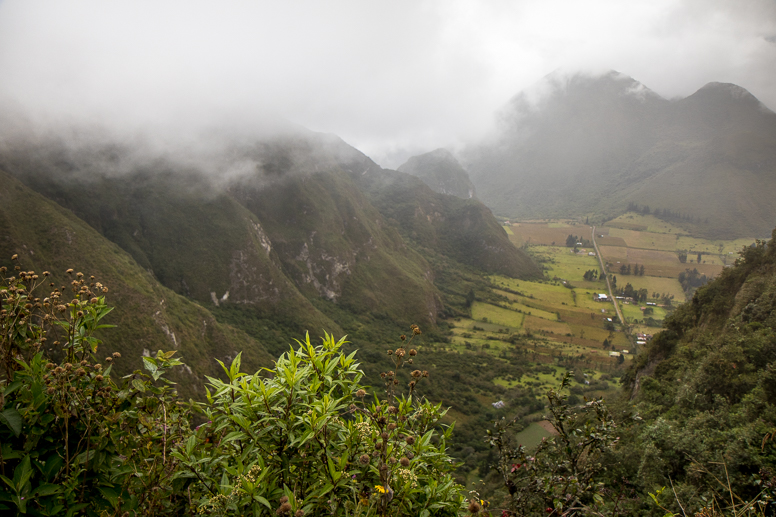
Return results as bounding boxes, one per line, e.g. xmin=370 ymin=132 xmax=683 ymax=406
xmin=0 ymin=0 xmax=774 ymax=168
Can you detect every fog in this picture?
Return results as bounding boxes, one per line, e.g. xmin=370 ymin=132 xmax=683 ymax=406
xmin=1 ymin=0 xmax=774 ymax=167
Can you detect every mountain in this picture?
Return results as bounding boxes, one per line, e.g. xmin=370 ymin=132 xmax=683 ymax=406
xmin=397 ymin=149 xmax=476 ymax=199
xmin=356 ymin=167 xmax=539 ymax=279
xmin=463 ymin=70 xmax=776 ymax=238
xmin=0 ymin=122 xmax=538 ymax=379
xmin=0 ymin=168 xmax=273 ymax=398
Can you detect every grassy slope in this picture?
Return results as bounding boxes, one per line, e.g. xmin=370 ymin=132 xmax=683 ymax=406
xmin=0 ymin=168 xmax=273 ymax=399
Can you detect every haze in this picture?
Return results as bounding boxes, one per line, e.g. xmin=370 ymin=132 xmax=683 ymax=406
xmin=1 ymin=0 xmax=774 ymax=167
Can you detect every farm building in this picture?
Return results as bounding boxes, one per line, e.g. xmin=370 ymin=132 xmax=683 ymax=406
xmin=596 ymin=294 xmax=608 ymax=301
xmin=609 ymin=351 xmax=621 ymax=357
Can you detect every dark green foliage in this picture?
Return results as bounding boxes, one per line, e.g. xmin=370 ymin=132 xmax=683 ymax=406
xmin=610 ymin=235 xmax=776 ymax=514
xmin=487 ymin=373 xmax=618 ymax=516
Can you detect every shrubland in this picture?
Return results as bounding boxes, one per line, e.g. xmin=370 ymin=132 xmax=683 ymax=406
xmin=4 ymin=229 xmax=776 ymax=516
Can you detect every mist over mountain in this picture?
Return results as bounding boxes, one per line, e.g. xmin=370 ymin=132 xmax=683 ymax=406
xmin=398 ymin=149 xmax=476 ymax=200
xmin=0 ymin=120 xmax=538 ymax=380
xmin=462 ymin=70 xmax=776 ymax=238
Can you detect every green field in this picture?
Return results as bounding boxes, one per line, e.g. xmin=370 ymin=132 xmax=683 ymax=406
xmin=471 ymin=302 xmax=525 ymax=328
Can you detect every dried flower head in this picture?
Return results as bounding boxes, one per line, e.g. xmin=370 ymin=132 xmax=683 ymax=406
xmin=409 ymin=349 xmax=417 ymax=356
xmin=468 ymin=499 xmax=481 ymax=514
xmin=112 ymin=352 xmax=121 ymax=358
xmin=411 ymin=370 xmax=422 ymax=378
xmin=405 ymin=435 xmax=415 ymax=445
xmin=400 ymin=457 xmax=410 ymax=467
xmin=359 ymin=454 xmax=370 ymax=465
xmin=66 ymin=269 xmax=73 ymax=274
xmin=400 ymin=334 xmax=406 ymax=341
xmin=356 ymin=389 xmax=366 ymax=398
xmin=276 ymin=502 xmax=292 ymax=514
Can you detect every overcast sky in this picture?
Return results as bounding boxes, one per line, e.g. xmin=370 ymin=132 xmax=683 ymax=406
xmin=1 ymin=0 xmax=774 ymax=167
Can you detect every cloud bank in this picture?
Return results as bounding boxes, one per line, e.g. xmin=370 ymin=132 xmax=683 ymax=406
xmin=1 ymin=0 xmax=774 ymax=167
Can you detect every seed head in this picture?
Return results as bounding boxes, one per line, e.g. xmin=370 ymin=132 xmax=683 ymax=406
xmin=400 ymin=334 xmax=406 ymax=341
xmin=468 ymin=499 xmax=481 ymax=514
xmin=359 ymin=454 xmax=370 ymax=465
xmin=295 ymin=511 xmax=304 ymax=517
xmin=95 ymin=375 xmax=104 ymax=382
xmin=356 ymin=389 xmax=366 ymax=398
xmin=11 ymin=254 xmax=18 ymax=260
xmin=105 ymin=357 xmax=113 ymax=363
xmin=411 ymin=370 xmax=422 ymax=378
xmin=409 ymin=349 xmax=417 ymax=356
xmin=112 ymin=352 xmax=121 ymax=358
xmin=276 ymin=502 xmax=292 ymax=514
xmin=400 ymin=457 xmax=410 ymax=467
xmin=66 ymin=269 xmax=73 ymax=274
xmin=405 ymin=435 xmax=415 ymax=445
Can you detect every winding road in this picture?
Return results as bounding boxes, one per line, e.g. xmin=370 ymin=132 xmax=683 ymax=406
xmin=591 ymin=226 xmax=625 ymax=326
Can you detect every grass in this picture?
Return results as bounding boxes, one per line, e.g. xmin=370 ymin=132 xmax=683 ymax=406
xmin=614 ymin=275 xmax=686 ymax=301
xmin=471 ymin=302 xmax=525 ymax=329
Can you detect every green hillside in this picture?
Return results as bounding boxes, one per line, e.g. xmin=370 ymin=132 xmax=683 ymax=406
xmin=357 ymin=168 xmax=540 ymax=279
xmin=0 ymin=168 xmax=273 ymax=398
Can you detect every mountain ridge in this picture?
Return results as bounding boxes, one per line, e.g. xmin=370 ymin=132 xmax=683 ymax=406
xmin=462 ymin=70 xmax=776 ymax=239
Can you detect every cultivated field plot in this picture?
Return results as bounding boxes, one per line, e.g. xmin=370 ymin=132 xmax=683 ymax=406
xmin=619 ymin=302 xmax=667 ymax=324
xmin=675 ymin=236 xmax=756 ymax=257
xmin=606 ymin=227 xmax=678 ymax=251
xmin=614 ymin=275 xmax=686 ymax=301
xmin=606 ymin=214 xmax=686 ymax=234
xmin=598 ymin=245 xmax=722 ymax=278
xmin=531 ymin=246 xmax=601 ymax=282
xmin=471 ymin=302 xmax=525 ymax=329
xmin=523 ymin=314 xmax=571 ymax=335
xmin=508 ymin=222 xmax=593 ymax=246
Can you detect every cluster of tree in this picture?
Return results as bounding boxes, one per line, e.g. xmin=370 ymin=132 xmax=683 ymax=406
xmin=679 ymin=251 xmax=706 ymax=264
xmin=565 ymin=234 xmax=591 ymax=248
xmin=618 ymin=282 xmax=649 ymax=302
xmin=678 ymin=267 xmax=710 ymax=295
xmin=618 ymin=263 xmax=645 ymax=276
xmin=582 ymin=269 xmax=600 ymax=281
xmin=626 ymin=202 xmax=709 ymax=225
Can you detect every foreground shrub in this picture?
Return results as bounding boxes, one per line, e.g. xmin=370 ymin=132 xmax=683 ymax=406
xmin=1 ymin=259 xmax=465 ymax=516
xmin=176 ymin=332 xmax=465 ymax=516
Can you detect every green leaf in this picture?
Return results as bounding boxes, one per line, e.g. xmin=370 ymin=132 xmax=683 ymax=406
xmin=0 ymin=409 xmax=22 ymax=437
xmin=33 ymin=484 xmax=61 ymax=497
xmin=230 ymin=352 xmax=242 ymax=380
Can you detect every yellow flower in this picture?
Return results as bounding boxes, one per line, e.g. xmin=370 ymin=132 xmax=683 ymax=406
xmin=374 ymin=485 xmax=386 ymax=494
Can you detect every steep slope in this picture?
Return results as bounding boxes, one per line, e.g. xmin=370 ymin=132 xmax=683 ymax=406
xmin=398 ymin=149 xmax=476 ymax=199
xmin=610 ymin=232 xmax=776 ymax=510
xmin=356 ymin=168 xmax=540 ymax=279
xmin=0 ymin=150 xmax=340 ymax=342
xmin=0 ymin=168 xmax=273 ymax=398
xmin=464 ymin=71 xmax=776 ymax=238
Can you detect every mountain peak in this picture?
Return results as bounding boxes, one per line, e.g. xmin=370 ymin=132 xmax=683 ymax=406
xmin=398 ymin=149 xmax=476 ymax=199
